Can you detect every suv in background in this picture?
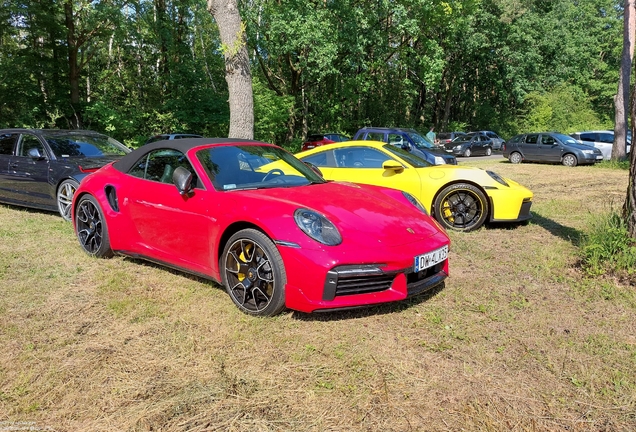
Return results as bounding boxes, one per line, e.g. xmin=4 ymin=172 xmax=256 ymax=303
xmin=352 ymin=127 xmax=457 ymax=165
xmin=570 ymin=130 xmax=631 ymax=160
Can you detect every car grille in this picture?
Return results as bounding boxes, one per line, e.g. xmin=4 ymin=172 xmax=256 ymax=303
xmin=518 ymin=200 xmax=532 ymax=219
xmin=322 ymin=262 xmax=447 ymax=301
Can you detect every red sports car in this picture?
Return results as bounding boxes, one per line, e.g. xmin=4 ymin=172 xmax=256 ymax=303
xmin=72 ymin=138 xmax=450 ymax=316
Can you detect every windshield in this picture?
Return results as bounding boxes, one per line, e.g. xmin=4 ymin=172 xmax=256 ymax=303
xmin=453 ymin=133 xmax=475 ymax=142
xmin=382 ymin=144 xmax=432 ymax=168
xmin=44 ymin=132 xmax=130 ymax=158
xmin=406 ymin=131 xmax=436 ymax=149
xmin=196 ymin=144 xmax=326 ymax=191
xmin=554 ymin=133 xmax=580 ymax=145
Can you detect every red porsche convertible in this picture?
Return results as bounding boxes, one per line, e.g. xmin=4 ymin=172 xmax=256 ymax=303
xmin=72 ymin=138 xmax=450 ymax=316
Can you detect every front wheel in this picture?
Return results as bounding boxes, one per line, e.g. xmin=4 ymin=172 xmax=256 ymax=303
xmin=463 ymin=148 xmax=471 ymax=157
xmin=509 ymin=152 xmax=522 ymax=164
xmin=221 ymin=229 xmax=287 ymax=316
xmin=433 ymin=183 xmax=489 ymax=232
xmin=75 ymin=194 xmax=113 ymax=258
xmin=562 ymin=154 xmax=578 ymax=167
xmin=486 ymin=147 xmax=492 ymax=156
xmin=57 ymin=179 xmax=79 ymax=221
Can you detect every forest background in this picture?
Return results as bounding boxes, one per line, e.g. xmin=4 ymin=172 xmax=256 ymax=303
xmin=0 ymin=0 xmax=626 ymax=149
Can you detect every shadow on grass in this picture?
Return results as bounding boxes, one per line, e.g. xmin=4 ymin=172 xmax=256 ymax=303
xmin=292 ymin=282 xmax=446 ymax=322
xmin=488 ymin=212 xmax=583 ymax=246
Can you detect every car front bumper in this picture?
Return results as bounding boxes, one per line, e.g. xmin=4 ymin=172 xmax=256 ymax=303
xmin=486 ymin=179 xmax=534 ymax=222
xmin=277 ymin=233 xmax=450 ymax=313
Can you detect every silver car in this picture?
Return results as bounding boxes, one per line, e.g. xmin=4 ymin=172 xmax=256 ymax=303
xmin=570 ymin=130 xmax=631 ymax=160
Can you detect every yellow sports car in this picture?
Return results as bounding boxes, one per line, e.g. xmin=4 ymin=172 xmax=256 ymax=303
xmin=296 ymin=140 xmax=533 ymax=232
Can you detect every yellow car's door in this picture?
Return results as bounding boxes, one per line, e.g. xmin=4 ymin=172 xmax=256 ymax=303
xmin=315 ymin=145 xmax=423 ymax=206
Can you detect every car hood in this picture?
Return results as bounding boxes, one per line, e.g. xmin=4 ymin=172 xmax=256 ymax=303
xmin=60 ymin=155 xmax=124 ymax=169
xmin=563 ymin=141 xmax=600 ymax=151
xmin=233 ymin=181 xmax=446 ymax=247
xmin=444 ymin=141 xmax=469 ymax=148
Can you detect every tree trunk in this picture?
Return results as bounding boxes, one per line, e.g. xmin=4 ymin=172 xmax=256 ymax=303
xmin=613 ymin=0 xmax=635 ymax=160
xmin=64 ymin=1 xmax=83 ymax=129
xmin=626 ymin=86 xmax=636 ymax=237
xmin=207 ymin=0 xmax=253 ymax=139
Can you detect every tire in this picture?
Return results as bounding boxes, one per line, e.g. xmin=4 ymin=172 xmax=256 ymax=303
xmin=57 ymin=179 xmax=79 ymax=221
xmin=509 ymin=152 xmax=522 ymax=164
xmin=463 ymin=148 xmax=471 ymax=157
xmin=562 ymin=154 xmax=578 ymax=167
xmin=221 ymin=229 xmax=287 ymax=316
xmin=433 ymin=183 xmax=489 ymax=232
xmin=75 ymin=194 xmax=113 ymax=258
xmin=486 ymin=147 xmax=492 ymax=156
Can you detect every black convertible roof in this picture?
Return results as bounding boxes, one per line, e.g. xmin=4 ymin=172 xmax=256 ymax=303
xmin=113 ymin=137 xmax=270 ymax=172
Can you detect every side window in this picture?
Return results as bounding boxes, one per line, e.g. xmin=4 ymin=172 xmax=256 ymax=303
xmin=0 ymin=133 xmax=18 ymax=155
xmin=541 ymin=135 xmax=555 ymax=145
xmin=301 ymin=151 xmax=337 ymax=168
xmin=18 ymin=135 xmax=46 ymax=158
xmin=333 ymin=147 xmax=388 ymax=168
xmin=387 ymin=134 xmax=404 ymax=146
xmin=525 ymin=134 xmax=539 ymax=145
xmin=128 ymin=149 xmax=198 ymax=186
xmin=599 ymin=133 xmax=614 ymax=143
xmin=580 ymin=133 xmax=597 ymax=142
xmin=365 ymin=132 xmax=385 ymax=142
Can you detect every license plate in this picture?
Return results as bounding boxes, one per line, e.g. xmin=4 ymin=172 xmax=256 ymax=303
xmin=414 ymin=245 xmax=449 ymax=272
xmin=596 ymin=155 xmax=603 ymax=160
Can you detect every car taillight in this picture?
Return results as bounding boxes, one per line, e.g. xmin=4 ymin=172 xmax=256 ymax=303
xmin=79 ymin=166 xmax=99 ymax=173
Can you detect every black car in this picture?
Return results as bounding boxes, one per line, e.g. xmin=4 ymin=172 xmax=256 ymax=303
xmin=0 ymin=129 xmax=131 ymax=220
xmin=443 ymin=132 xmax=493 ymax=157
xmin=502 ymin=132 xmax=603 ymax=167
xmin=352 ymin=127 xmax=457 ymax=165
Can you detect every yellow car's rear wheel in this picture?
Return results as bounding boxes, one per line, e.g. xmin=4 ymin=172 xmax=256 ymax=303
xmin=433 ymin=183 xmax=489 ymax=232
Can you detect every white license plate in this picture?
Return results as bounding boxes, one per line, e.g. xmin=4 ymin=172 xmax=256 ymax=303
xmin=596 ymin=155 xmax=603 ymax=160
xmin=414 ymin=245 xmax=449 ymax=272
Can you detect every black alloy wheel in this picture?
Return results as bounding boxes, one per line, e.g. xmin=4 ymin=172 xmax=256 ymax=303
xmin=433 ymin=183 xmax=489 ymax=232
xmin=221 ymin=229 xmax=286 ymax=316
xmin=75 ymin=195 xmax=113 ymax=258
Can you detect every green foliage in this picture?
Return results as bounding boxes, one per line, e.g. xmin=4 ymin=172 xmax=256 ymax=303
xmin=581 ymin=211 xmax=636 ymax=277
xmin=517 ymin=84 xmax=609 ymax=134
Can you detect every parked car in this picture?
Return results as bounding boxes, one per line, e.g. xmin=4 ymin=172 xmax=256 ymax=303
xmin=437 ymin=131 xmax=466 ymax=147
xmin=0 ymin=128 xmax=131 ymax=220
xmin=503 ymin=132 xmax=603 ymax=166
xmin=145 ymin=133 xmax=203 ymax=144
xmin=296 ymin=140 xmax=533 ymax=232
xmin=301 ymin=133 xmax=350 ymax=151
xmin=476 ymin=131 xmax=505 ymax=150
xmin=443 ymin=132 xmax=493 ymax=157
xmin=353 ymin=127 xmax=457 ymax=165
xmin=569 ymin=130 xmax=631 ymax=160
xmin=72 ymin=137 xmax=450 ymax=316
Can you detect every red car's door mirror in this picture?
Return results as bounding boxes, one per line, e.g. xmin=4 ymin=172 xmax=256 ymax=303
xmin=173 ymin=166 xmax=194 ymax=196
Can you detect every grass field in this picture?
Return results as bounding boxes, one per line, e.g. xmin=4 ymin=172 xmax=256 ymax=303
xmin=1 ymin=158 xmax=635 ymax=431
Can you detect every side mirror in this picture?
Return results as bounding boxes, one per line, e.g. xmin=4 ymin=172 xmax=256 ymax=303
xmin=173 ymin=166 xmax=194 ymax=196
xmin=28 ymin=148 xmax=45 ymax=160
xmin=382 ymin=160 xmax=404 ymax=173
xmin=303 ymin=161 xmax=323 ymax=177
xmin=402 ymin=143 xmax=412 ymax=152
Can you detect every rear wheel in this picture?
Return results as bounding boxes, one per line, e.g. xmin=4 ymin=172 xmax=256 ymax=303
xmin=57 ymin=179 xmax=79 ymax=221
xmin=433 ymin=183 xmax=489 ymax=232
xmin=562 ymin=154 xmax=577 ymax=167
xmin=221 ymin=229 xmax=287 ymax=316
xmin=75 ymin=195 xmax=113 ymax=258
xmin=509 ymin=152 xmax=522 ymax=164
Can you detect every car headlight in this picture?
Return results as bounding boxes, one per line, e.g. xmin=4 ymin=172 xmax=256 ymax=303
xmin=486 ymin=170 xmax=509 ymax=187
xmin=453 ymin=145 xmax=461 ymax=150
xmin=434 ymin=156 xmax=445 ymax=165
xmin=402 ymin=191 xmax=429 ymax=215
xmin=294 ymin=209 xmax=342 ymax=246
xmin=582 ymin=149 xmax=594 ymax=154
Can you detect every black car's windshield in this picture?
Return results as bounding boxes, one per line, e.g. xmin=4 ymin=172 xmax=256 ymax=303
xmin=383 ymin=144 xmax=432 ymax=168
xmin=44 ymin=132 xmax=130 ymax=158
xmin=406 ymin=131 xmax=436 ymax=149
xmin=197 ymin=144 xmax=326 ymax=191
xmin=453 ymin=133 xmax=475 ymax=143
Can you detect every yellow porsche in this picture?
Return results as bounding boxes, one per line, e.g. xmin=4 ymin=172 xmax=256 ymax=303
xmin=296 ymin=140 xmax=533 ymax=232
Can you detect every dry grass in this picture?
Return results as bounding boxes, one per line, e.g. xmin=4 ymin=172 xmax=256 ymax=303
xmin=1 ymin=158 xmax=635 ymax=431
